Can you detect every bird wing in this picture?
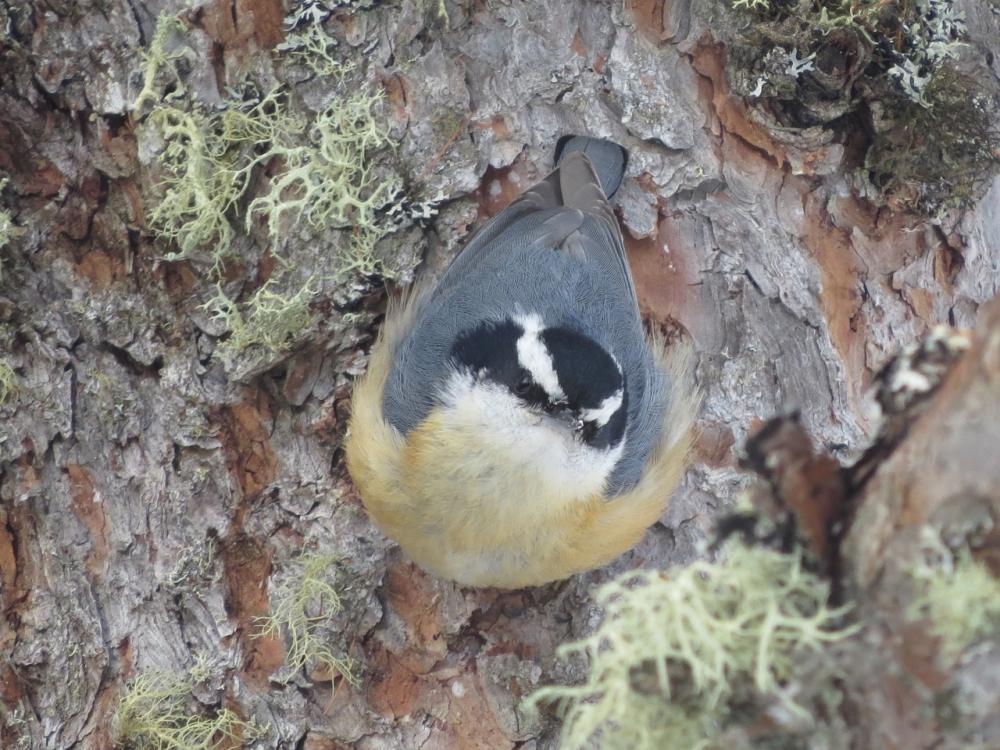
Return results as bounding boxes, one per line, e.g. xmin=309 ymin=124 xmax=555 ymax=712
xmin=423 ymin=149 xmax=637 ymax=313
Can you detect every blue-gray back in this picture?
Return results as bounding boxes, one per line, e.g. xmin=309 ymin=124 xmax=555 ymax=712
xmin=382 ymin=148 xmax=669 ymax=495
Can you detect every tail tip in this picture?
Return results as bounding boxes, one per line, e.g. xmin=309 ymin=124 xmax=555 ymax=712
xmin=554 ymin=135 xmax=629 ymax=199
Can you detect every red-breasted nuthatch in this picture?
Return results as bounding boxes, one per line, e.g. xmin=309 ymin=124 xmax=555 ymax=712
xmin=347 ymin=136 xmax=698 ymax=588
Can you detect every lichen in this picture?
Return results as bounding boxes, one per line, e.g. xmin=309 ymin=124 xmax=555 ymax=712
xmin=202 ymin=275 xmax=317 ymax=359
xmin=241 ymin=74 xmax=400 ymax=243
xmin=283 ymin=0 xmax=379 ymax=33
xmin=166 ymin=537 xmax=219 ymax=596
xmin=135 ymin=13 xmax=403 ymax=278
xmin=730 ymin=0 xmax=965 ymax=96
xmin=112 ymin=659 xmax=267 ymax=749
xmin=424 ymin=0 xmax=452 ymax=29
xmin=254 ymin=552 xmax=359 ymax=686
xmin=276 ymin=22 xmax=343 ymax=76
xmin=0 ymin=360 xmax=17 ymax=405
xmin=908 ymin=528 xmax=1000 ymax=660
xmin=0 ymin=176 xmax=17 ymax=280
xmin=131 ymin=13 xmax=188 ymax=115
xmin=145 ymin=106 xmax=242 ymax=271
xmin=0 ymin=704 xmax=32 ymax=750
xmin=525 ymin=544 xmax=857 ymax=749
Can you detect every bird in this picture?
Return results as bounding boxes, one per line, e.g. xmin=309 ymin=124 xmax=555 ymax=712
xmin=346 ymin=136 xmax=698 ymax=589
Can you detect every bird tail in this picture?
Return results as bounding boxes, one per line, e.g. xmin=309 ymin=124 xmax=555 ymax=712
xmin=554 ymin=135 xmax=628 ymax=200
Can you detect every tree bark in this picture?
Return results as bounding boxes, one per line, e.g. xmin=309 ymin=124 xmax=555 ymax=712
xmin=0 ymin=0 xmax=997 ymax=748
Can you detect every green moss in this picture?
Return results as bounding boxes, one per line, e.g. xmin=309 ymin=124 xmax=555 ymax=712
xmin=113 ymin=660 xmax=267 ymax=749
xmin=525 ymin=544 xmax=856 ymax=750
xmin=908 ymin=529 xmax=1000 ymax=660
xmin=727 ymin=0 xmax=999 ymax=214
xmin=254 ymin=552 xmax=359 ymax=686
xmin=0 ymin=360 xmax=17 ymax=405
xmin=203 ymin=275 xmax=317 ymax=359
xmin=864 ymin=69 xmax=1000 ymax=214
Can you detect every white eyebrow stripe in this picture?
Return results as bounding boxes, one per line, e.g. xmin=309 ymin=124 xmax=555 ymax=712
xmin=580 ymin=389 xmax=623 ymax=427
xmin=514 ymin=314 xmax=565 ymax=402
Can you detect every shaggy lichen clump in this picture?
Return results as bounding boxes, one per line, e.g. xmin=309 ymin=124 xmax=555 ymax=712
xmin=203 ymin=277 xmax=319 ymax=362
xmin=137 ymin=23 xmax=398 ymax=269
xmin=908 ymin=528 xmax=1000 ymax=660
xmin=526 ymin=544 xmax=856 ymax=749
xmin=134 ymin=11 xmax=402 ymax=355
xmin=145 ymin=105 xmax=243 ymax=269
xmin=113 ymin=660 xmax=267 ymax=749
xmin=254 ymin=552 xmax=359 ymax=686
xmin=0 ymin=360 xmax=17 ymax=405
xmin=728 ymin=0 xmax=1000 ymax=214
xmin=231 ymin=79 xmax=400 ymax=248
xmin=131 ymin=13 xmax=187 ymax=115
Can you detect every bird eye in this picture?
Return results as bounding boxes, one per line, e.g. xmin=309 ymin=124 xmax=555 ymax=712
xmin=578 ymin=420 xmax=598 ymax=443
xmin=545 ymin=400 xmax=570 ymax=416
xmin=514 ymin=370 xmax=533 ymax=396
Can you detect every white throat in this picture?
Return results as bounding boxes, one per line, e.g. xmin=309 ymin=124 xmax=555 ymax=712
xmin=438 ymin=371 xmax=624 ymax=500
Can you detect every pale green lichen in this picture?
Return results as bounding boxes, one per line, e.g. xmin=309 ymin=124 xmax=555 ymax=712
xmin=132 ymin=14 xmax=188 ymax=115
xmin=0 ymin=176 xmax=18 ymax=280
xmin=283 ymin=0 xmax=379 ymax=33
xmin=0 ymin=360 xmax=17 ymax=405
xmin=254 ymin=552 xmax=359 ymax=686
xmin=113 ymin=659 xmax=267 ymax=750
xmin=908 ymin=528 xmax=1000 ymax=660
xmin=244 ymin=82 xmax=399 ymax=242
xmin=166 ymin=537 xmax=219 ymax=595
xmin=145 ymin=88 xmax=309 ymax=270
xmin=203 ymin=275 xmax=317 ymax=358
xmin=0 ymin=704 xmax=32 ymax=750
xmin=525 ymin=544 xmax=857 ymax=750
xmin=135 ymin=14 xmax=401 ymax=278
xmin=421 ymin=0 xmax=452 ymax=29
xmin=276 ymin=22 xmax=343 ymax=76
xmin=145 ymin=107 xmax=242 ymax=270
xmin=813 ymin=0 xmax=884 ymax=42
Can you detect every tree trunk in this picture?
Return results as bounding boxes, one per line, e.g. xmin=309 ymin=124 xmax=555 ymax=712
xmin=0 ymin=0 xmax=997 ymax=748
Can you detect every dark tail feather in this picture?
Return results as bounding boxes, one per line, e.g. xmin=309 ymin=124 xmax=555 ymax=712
xmin=554 ymin=135 xmax=628 ymax=199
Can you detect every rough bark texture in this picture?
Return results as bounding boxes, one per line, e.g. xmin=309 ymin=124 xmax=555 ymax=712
xmin=0 ymin=0 xmax=997 ymax=748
